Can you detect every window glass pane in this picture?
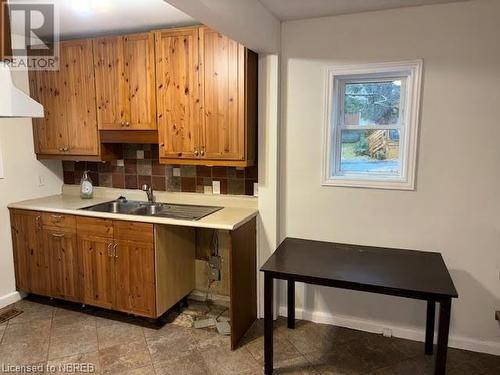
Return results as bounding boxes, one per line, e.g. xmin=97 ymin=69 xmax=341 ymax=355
xmin=344 ymin=80 xmax=402 ymax=125
xmin=339 ymin=130 xmax=400 ymax=175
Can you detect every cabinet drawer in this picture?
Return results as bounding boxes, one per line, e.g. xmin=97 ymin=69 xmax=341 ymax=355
xmin=113 ymin=221 xmax=153 ymax=243
xmin=42 ymin=212 xmax=76 ymax=230
xmin=76 ymin=216 xmax=113 ymax=238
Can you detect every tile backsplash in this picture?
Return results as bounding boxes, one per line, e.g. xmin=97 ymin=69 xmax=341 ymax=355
xmin=62 ymin=144 xmax=258 ymax=196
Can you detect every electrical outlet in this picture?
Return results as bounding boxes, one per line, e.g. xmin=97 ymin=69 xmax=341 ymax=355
xmin=173 ymin=167 xmax=181 ymax=177
xmin=37 ymin=174 xmax=45 ymax=187
xmin=136 ymin=150 xmax=144 ymax=159
xmin=116 ymin=159 xmax=124 ymax=167
xmin=212 ymin=180 xmax=221 ymax=195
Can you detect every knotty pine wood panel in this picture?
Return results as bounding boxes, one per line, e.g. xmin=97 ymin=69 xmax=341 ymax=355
xmin=200 ymin=27 xmax=245 ymax=161
xmin=44 ymin=228 xmax=80 ymax=302
xmin=10 ymin=210 xmax=34 ymax=293
xmin=29 ymin=68 xmax=68 ymax=154
xmin=114 ymin=239 xmax=156 ymax=317
xmin=61 ymin=40 xmax=99 ymax=156
xmin=156 ymin=27 xmax=201 ymax=159
xmin=94 ymin=36 xmax=127 ymax=130
xmin=78 ymin=234 xmax=116 ymax=309
xmin=123 ymin=32 xmax=157 ymax=130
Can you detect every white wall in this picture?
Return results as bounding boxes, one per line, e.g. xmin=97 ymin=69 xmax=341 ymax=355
xmin=257 ymin=54 xmax=280 ymax=317
xmin=165 ymin=0 xmax=280 ymax=53
xmin=0 ymin=45 xmax=63 ymax=307
xmin=280 ymin=0 xmax=500 ymax=354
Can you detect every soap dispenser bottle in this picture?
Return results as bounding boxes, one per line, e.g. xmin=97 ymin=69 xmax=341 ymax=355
xmin=80 ymin=170 xmax=94 ymax=199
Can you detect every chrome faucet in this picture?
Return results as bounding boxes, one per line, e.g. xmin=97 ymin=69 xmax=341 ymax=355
xmin=141 ymin=184 xmax=156 ymax=204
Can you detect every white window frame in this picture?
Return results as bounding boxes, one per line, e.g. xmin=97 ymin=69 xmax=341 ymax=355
xmin=322 ymin=60 xmax=423 ymax=190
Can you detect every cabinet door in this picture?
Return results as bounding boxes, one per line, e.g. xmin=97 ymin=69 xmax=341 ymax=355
xmin=94 ymin=33 xmax=156 ymax=130
xmin=10 ymin=210 xmax=50 ymax=295
xmin=156 ymin=27 xmax=201 ymax=159
xmin=44 ymin=229 xmax=80 ymax=302
xmin=29 ymin=69 xmax=68 ymax=154
xmin=114 ymin=240 xmax=155 ymax=317
xmin=199 ymin=27 xmax=245 ymax=160
xmin=123 ymin=33 xmax=156 ymax=130
xmin=79 ymin=235 xmax=115 ymax=309
xmin=10 ymin=210 xmax=34 ymax=292
xmin=60 ymin=40 xmax=99 ymax=156
xmin=94 ymin=36 xmax=127 ymax=130
xmin=29 ymin=40 xmax=99 ymax=156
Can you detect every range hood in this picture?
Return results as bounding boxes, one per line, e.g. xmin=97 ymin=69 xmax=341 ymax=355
xmin=0 ymin=61 xmax=44 ymax=118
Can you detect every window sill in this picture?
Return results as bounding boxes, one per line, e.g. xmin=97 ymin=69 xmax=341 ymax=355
xmin=322 ymin=176 xmax=415 ymax=191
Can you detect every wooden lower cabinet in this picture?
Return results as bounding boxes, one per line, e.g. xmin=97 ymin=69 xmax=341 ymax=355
xmin=79 ymin=235 xmax=116 ymax=309
xmin=114 ymin=239 xmax=156 ymax=317
xmin=10 ymin=210 xmax=50 ymax=295
xmin=44 ymin=228 xmax=80 ymax=302
xmin=10 ymin=211 xmax=195 ymax=318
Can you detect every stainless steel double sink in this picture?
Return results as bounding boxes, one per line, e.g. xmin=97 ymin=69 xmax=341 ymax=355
xmin=80 ymin=199 xmax=223 ymax=221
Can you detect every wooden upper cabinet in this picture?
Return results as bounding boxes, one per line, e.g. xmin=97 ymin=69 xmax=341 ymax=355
xmin=94 ymin=32 xmax=156 ymax=130
xmin=29 ymin=39 xmax=99 ymax=157
xmin=93 ymin=36 xmax=126 ymax=130
xmin=61 ymin=40 xmax=100 ymax=155
xmin=158 ymin=27 xmax=257 ymax=167
xmin=199 ymin=27 xmax=245 ymax=161
xmin=30 ymin=69 xmax=67 ymax=154
xmin=156 ymin=27 xmax=201 ymax=159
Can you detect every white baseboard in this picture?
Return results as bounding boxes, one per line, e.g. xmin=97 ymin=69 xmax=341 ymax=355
xmin=0 ymin=291 xmax=25 ymax=309
xmin=278 ymin=306 xmax=500 ymax=356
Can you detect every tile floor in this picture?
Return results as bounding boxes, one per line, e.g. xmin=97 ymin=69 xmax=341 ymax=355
xmin=0 ymin=298 xmax=499 ymax=374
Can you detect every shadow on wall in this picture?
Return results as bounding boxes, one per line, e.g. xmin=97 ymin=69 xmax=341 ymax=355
xmin=448 ymin=269 xmax=500 ymax=339
xmin=297 ymin=268 xmax=500 ymax=341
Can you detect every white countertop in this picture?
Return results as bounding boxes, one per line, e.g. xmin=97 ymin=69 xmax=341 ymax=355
xmin=8 ymin=186 xmax=259 ymax=231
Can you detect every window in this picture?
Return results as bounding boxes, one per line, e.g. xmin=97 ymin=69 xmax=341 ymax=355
xmin=322 ymin=61 xmax=423 ymax=190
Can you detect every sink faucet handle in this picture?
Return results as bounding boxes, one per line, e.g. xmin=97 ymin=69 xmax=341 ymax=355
xmin=141 ymin=184 xmax=155 ymax=203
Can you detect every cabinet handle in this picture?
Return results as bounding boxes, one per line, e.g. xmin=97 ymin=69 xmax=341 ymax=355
xmin=125 ymin=121 xmax=130 ymax=127
xmin=200 ymin=147 xmax=205 ymax=157
xmin=51 ymin=233 xmax=65 ymax=238
xmin=63 ymin=147 xmax=69 ymax=152
xmin=106 ymin=242 xmax=113 ymax=257
xmin=194 ymin=148 xmax=199 ymax=156
xmin=35 ymin=216 xmax=42 ymax=230
xmin=58 ymin=147 xmax=64 ymax=152
xmin=113 ymin=243 xmax=118 ymax=258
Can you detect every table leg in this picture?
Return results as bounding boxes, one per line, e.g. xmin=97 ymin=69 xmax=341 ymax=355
xmin=264 ymin=273 xmax=274 ymax=375
xmin=435 ymin=298 xmax=451 ymax=375
xmin=287 ymin=279 xmax=295 ymax=329
xmin=425 ymin=300 xmax=436 ymax=355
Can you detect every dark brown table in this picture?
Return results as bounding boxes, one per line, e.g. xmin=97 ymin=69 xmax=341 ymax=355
xmin=260 ymin=238 xmax=458 ymax=375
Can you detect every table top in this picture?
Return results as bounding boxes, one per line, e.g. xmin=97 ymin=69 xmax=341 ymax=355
xmin=261 ymin=238 xmax=458 ymax=300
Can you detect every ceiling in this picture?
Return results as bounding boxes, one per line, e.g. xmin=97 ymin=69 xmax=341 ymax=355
xmin=258 ymin=0 xmax=472 ymax=21
xmin=9 ymin=0 xmax=196 ymax=39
